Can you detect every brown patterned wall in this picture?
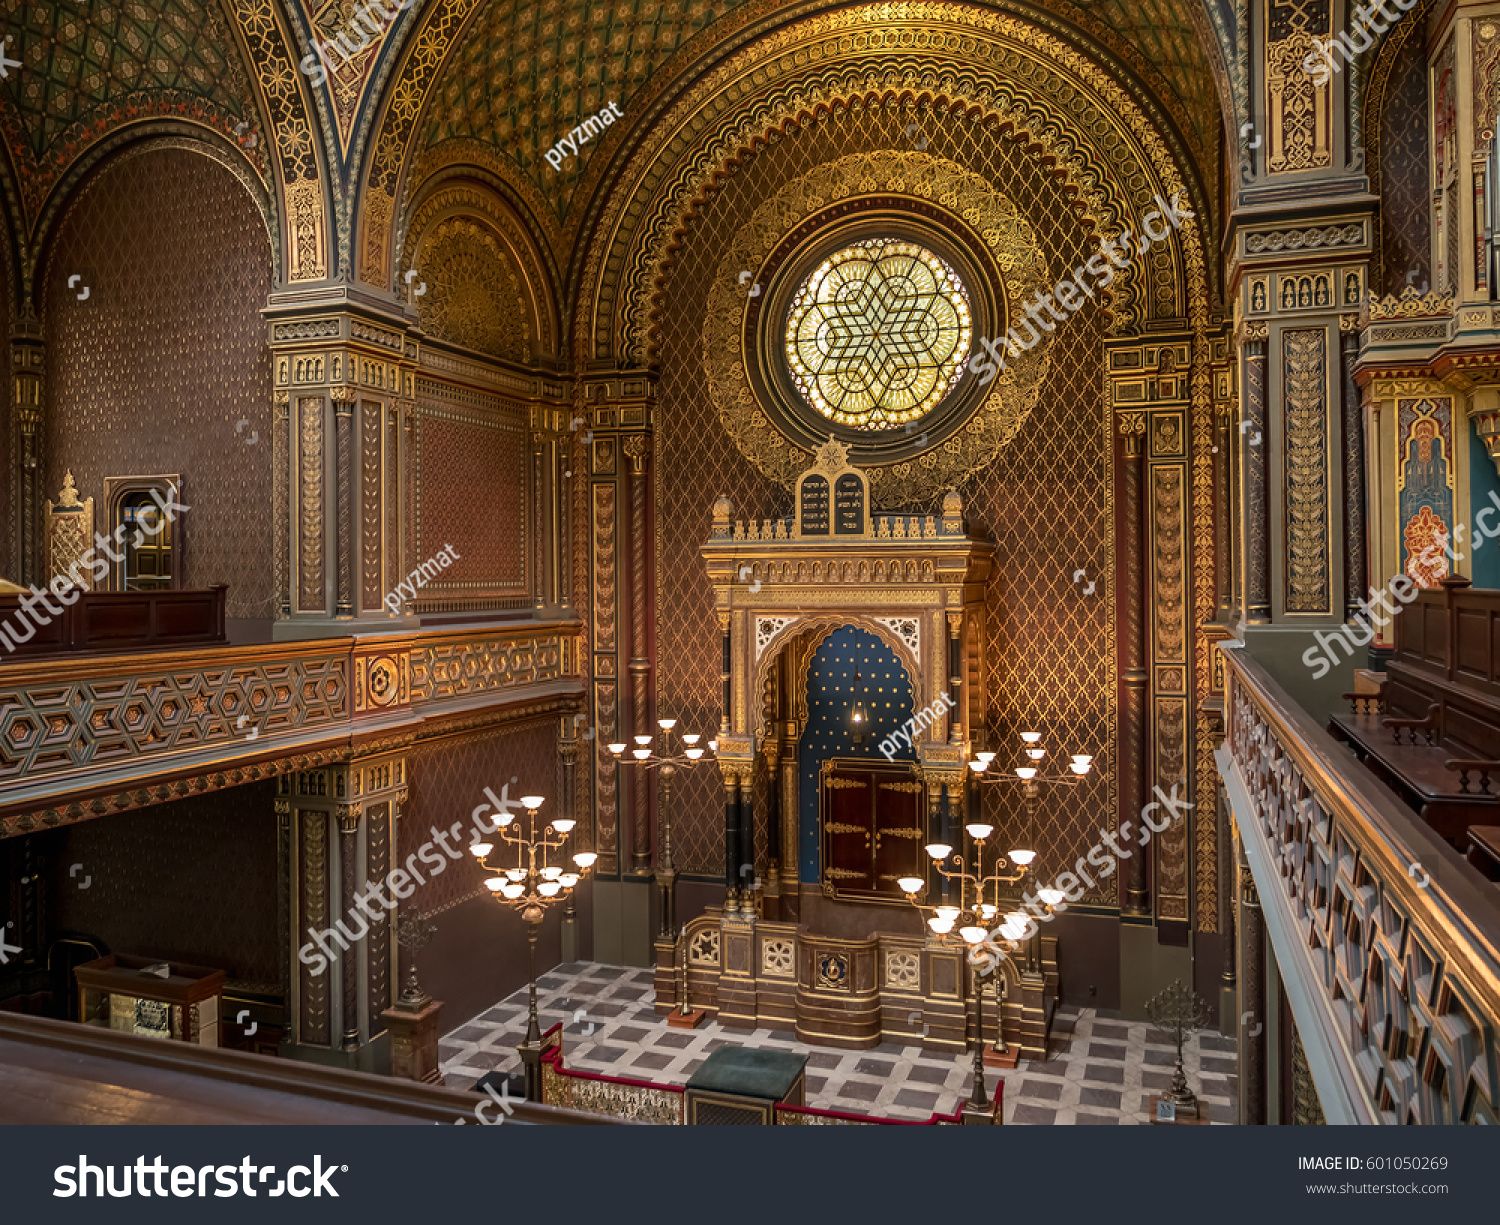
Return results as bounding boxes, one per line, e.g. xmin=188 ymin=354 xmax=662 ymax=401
xmin=2 ymin=239 xmax=11 ymax=579
xmin=41 ymin=146 xmax=275 ymax=618
xmin=1377 ymin=28 xmax=1433 ymax=295
xmin=47 ymin=780 xmax=279 ymax=991
xmin=403 ymin=718 xmax=571 ymax=1024
xmin=653 ymin=104 xmax=1116 ymax=894
xmin=411 ymin=382 xmax=530 ymax=607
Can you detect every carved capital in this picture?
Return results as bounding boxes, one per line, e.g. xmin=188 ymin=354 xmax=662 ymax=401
xmin=1117 ymin=409 xmax=1147 ymax=458
xmin=622 ymin=433 xmax=650 ymax=475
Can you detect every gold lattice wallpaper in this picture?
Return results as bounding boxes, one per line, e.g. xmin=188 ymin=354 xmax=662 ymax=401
xmin=654 ymin=102 xmax=1117 ymax=899
xmin=49 ymin=781 xmax=281 ymax=992
xmin=1374 ymin=22 xmax=1432 ymax=296
xmin=411 ymin=382 xmax=530 ymax=607
xmin=41 ymin=146 xmax=276 ymax=619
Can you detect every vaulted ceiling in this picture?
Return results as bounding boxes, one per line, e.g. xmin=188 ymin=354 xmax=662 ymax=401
xmin=411 ymin=0 xmax=1230 ymax=226
xmin=0 ymin=0 xmax=1233 ymax=289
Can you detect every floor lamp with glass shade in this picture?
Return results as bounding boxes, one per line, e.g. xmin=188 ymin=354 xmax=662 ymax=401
xmin=469 ymin=792 xmax=596 ymax=1100
xmin=609 ymin=718 xmax=716 ymax=1026
xmin=896 ymin=818 xmax=1035 ymax=1118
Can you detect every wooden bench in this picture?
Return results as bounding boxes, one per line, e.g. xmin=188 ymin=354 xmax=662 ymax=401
xmin=1466 ymin=826 xmax=1500 ymax=883
xmin=1327 ymin=577 xmax=1500 ymax=848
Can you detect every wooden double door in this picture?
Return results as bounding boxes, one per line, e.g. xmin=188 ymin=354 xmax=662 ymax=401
xmin=819 ymin=759 xmax=926 ymax=903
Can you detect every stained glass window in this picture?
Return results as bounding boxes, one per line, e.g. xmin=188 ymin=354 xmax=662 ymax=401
xmin=784 ymin=238 xmax=972 ymax=430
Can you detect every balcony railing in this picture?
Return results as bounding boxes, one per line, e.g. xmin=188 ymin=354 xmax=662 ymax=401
xmin=0 ymin=619 xmax=582 ymax=836
xmin=1219 ymin=645 xmax=1500 ymax=1124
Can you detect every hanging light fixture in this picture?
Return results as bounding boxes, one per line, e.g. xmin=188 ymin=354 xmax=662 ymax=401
xmin=849 ymin=667 xmax=868 ymax=744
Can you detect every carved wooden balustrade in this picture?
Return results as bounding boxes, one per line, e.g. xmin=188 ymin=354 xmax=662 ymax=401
xmin=1219 ymin=646 xmax=1500 ymax=1123
xmin=0 ymin=620 xmax=583 ymax=837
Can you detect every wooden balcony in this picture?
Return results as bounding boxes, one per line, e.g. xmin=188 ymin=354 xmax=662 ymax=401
xmin=1219 ymin=645 xmax=1500 ymax=1123
xmin=0 ymin=619 xmax=583 ymax=838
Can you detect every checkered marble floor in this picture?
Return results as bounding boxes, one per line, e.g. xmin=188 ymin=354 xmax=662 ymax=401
xmin=439 ymin=961 xmax=1240 ymax=1124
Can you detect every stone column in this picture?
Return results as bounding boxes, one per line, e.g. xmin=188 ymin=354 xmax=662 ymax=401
xmin=558 ymin=715 xmax=582 ymax=962
xmin=778 ymin=710 xmax=800 ymax=924
xmin=723 ymin=772 xmax=742 ymax=907
xmin=281 ymin=751 xmax=407 ymax=1071
xmin=1217 ymin=785 xmax=1237 ymax=1035
xmin=946 ymin=613 xmax=964 ymax=742
xmin=1213 ymin=401 xmax=1234 ymax=619
xmin=265 ymin=298 xmax=415 ymax=634
xmin=1240 ymin=327 xmax=1271 ymax=623
xmin=1117 ymin=409 xmax=1150 ymax=915
xmin=1236 ymin=849 xmax=1267 ymax=1124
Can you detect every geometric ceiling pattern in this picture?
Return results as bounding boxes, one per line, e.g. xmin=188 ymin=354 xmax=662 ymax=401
xmin=420 ymin=0 xmax=744 ymax=219
xmin=412 ymin=0 xmax=1224 ymax=230
xmin=0 ymin=0 xmax=257 ymax=218
xmin=0 ymin=0 xmax=1227 ymax=282
xmin=1070 ymin=0 xmax=1224 ymax=152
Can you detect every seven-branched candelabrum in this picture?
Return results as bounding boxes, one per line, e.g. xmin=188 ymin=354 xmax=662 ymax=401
xmin=469 ymin=792 xmax=596 ymax=1093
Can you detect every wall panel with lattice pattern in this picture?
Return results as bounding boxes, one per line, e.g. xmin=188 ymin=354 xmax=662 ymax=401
xmin=654 ymin=103 xmax=1116 ymax=896
xmin=42 ymin=146 xmax=275 ymax=618
xmin=411 ymin=381 xmax=531 ymax=609
xmin=49 ymin=780 xmax=280 ymax=992
xmin=1376 ymin=26 xmax=1432 ymax=296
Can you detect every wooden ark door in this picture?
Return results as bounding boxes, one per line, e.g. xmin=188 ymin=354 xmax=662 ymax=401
xmin=820 ymin=759 xmax=926 ymax=903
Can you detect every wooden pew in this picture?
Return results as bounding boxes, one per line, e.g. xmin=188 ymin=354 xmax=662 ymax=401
xmin=1329 ymin=577 xmax=1500 ymax=847
xmin=0 ymin=585 xmax=225 ymax=657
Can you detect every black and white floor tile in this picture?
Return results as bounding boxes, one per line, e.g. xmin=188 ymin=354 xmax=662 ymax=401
xmin=438 ymin=962 xmax=1239 ymax=1124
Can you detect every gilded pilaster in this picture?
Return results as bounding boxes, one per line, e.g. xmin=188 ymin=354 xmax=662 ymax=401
xmin=9 ymin=325 xmax=44 ymax=583
xmin=281 ymin=750 xmax=408 ymax=1070
xmin=580 ymin=369 xmax=655 ymax=878
xmin=624 ymin=432 xmax=652 ymax=875
xmin=265 ymin=296 xmax=417 ymax=632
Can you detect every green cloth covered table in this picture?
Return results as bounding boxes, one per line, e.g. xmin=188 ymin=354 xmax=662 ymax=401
xmin=686 ymin=1045 xmax=808 ymax=1101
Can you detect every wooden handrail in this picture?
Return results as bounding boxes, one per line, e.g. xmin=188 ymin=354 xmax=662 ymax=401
xmin=1224 ymin=645 xmax=1500 ymax=1023
xmin=0 ymin=1010 xmax=606 ymax=1124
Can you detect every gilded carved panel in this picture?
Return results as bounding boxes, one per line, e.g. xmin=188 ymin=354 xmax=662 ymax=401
xmin=1264 ymin=1 xmax=1333 ymax=174
xmin=1282 ymin=328 xmax=1331 ymax=615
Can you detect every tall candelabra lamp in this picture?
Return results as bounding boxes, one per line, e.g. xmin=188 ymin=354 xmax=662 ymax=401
xmin=609 ymin=719 xmax=716 ymax=1027
xmin=897 ymin=821 xmax=1037 ymax=1117
xmin=469 ymin=793 xmax=596 ymax=1100
xmin=964 ymin=731 xmax=1098 ymax=1060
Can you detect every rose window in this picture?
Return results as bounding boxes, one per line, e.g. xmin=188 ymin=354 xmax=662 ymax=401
xmin=783 ymin=238 xmax=972 ymax=430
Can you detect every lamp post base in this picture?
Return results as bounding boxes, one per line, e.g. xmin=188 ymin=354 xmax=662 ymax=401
xmin=982 ymin=1043 xmax=1020 ymax=1069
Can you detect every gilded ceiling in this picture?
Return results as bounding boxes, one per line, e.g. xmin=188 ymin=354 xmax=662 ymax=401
xmin=0 ymin=0 xmax=1231 ymax=293
xmin=0 ymin=0 xmax=261 ymax=219
xmin=410 ymin=0 xmax=1227 ymax=227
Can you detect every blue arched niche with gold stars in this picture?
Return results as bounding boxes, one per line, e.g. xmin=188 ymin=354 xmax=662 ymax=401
xmin=797 ymin=626 xmax=917 ymax=884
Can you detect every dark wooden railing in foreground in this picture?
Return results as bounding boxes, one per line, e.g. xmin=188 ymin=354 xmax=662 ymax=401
xmin=538 ymin=1023 xmax=969 ymax=1124
xmin=0 ymin=1011 xmax=603 ymax=1125
xmin=1221 ymin=645 xmax=1500 ymax=1124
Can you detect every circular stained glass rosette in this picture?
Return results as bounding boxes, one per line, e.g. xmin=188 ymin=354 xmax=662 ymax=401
xmin=783 ymin=238 xmax=973 ymax=430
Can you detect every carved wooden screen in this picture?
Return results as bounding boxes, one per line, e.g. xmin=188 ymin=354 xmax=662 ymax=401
xmin=819 ymin=758 xmax=925 ymax=903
